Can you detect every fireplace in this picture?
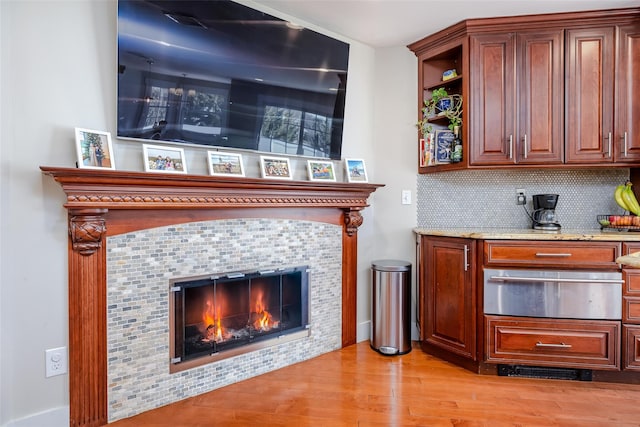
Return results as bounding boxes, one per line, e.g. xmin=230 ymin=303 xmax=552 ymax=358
xmin=171 ymin=266 xmax=310 ymax=370
xmin=41 ymin=166 xmax=381 ymax=427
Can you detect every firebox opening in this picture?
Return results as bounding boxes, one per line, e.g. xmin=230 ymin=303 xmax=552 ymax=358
xmin=170 ymin=266 xmax=310 ymax=371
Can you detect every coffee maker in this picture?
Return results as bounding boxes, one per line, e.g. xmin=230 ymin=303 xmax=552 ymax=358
xmin=532 ymin=194 xmax=561 ymax=231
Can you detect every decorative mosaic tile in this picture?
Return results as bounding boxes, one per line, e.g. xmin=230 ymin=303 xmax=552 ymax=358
xmin=417 ymin=168 xmax=629 ymax=229
xmin=106 ymin=218 xmax=342 ymax=422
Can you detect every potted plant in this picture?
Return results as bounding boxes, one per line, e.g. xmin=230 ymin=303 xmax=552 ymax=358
xmin=416 ymin=88 xmax=463 ymax=135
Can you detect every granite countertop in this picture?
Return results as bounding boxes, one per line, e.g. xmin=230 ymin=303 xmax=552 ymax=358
xmin=412 ymin=228 xmax=640 ymax=241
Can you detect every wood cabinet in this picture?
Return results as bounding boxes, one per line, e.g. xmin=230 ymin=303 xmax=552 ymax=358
xmin=416 ymin=234 xmax=640 ymax=380
xmin=483 ymin=239 xmax=622 ymax=371
xmin=565 ymin=27 xmax=615 ymax=163
xmin=624 ymin=325 xmax=640 ymax=370
xmin=409 ymin=8 xmax=640 ymax=173
xmin=615 ymin=23 xmax=640 ymax=163
xmin=622 ymin=243 xmax=640 ymax=371
xmin=566 ymin=23 xmax=640 ymax=164
xmin=420 ymin=236 xmax=477 ymax=365
xmin=410 ymin=35 xmax=467 ymax=174
xmin=469 ymin=30 xmax=563 ymax=166
xmin=486 ymin=316 xmax=620 ymax=370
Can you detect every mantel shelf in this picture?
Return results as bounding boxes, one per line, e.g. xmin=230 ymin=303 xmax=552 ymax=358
xmin=40 ymin=166 xmax=383 ymax=210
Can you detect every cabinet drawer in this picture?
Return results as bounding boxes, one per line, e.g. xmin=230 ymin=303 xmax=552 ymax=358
xmin=486 ymin=315 xmax=620 ymax=370
xmin=623 ymin=297 xmax=640 ymax=323
xmin=624 ymin=269 xmax=640 ymax=295
xmin=484 ymin=241 xmax=621 ymax=268
xmin=623 ymin=325 xmax=640 ymax=371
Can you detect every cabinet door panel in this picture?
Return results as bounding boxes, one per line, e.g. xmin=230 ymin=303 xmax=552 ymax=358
xmin=615 ymin=24 xmax=640 ymax=163
xmin=469 ymin=33 xmax=516 ymax=165
xmin=517 ymin=30 xmax=564 ymax=164
xmin=424 ymin=237 xmax=476 ymax=360
xmin=624 ymin=325 xmax=640 ymax=370
xmin=565 ymin=27 xmax=615 ymax=163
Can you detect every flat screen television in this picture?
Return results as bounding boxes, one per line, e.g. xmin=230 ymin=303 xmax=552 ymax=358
xmin=117 ymin=0 xmax=350 ymax=160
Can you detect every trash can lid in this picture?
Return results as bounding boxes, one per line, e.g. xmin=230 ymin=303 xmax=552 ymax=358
xmin=371 ymin=259 xmax=411 ymax=272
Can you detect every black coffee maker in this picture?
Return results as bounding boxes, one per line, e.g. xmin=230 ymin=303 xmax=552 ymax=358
xmin=532 ymin=194 xmax=561 ymax=231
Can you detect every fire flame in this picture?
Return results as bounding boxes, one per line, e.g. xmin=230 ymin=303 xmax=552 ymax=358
xmin=200 ymin=290 xmax=280 ymax=343
xmin=252 ymin=290 xmax=279 ymax=331
xmin=203 ymin=300 xmax=224 ymax=342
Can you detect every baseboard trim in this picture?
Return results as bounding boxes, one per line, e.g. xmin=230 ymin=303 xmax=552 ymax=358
xmin=356 ymin=320 xmax=371 ymax=343
xmin=5 ymin=406 xmax=69 ymax=427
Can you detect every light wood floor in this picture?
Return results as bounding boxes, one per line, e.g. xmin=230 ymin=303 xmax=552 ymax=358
xmin=109 ymin=342 xmax=640 ymax=426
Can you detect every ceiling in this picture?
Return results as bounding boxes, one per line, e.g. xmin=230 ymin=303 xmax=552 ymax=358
xmin=254 ymin=0 xmax=639 ymax=47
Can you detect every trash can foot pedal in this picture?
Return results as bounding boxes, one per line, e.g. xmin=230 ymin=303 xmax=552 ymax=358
xmin=379 ymin=346 xmax=399 ymax=355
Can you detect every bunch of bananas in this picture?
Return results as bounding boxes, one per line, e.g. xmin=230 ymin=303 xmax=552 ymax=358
xmin=614 ymin=181 xmax=640 ymax=215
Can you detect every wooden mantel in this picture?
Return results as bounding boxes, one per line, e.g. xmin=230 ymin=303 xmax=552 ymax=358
xmin=41 ymin=166 xmax=382 ymax=427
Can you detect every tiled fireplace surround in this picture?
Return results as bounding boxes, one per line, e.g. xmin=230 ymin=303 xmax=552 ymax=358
xmin=41 ymin=167 xmax=380 ymax=427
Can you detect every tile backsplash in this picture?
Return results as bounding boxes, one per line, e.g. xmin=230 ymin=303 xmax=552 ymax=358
xmin=417 ymin=168 xmax=629 ymax=230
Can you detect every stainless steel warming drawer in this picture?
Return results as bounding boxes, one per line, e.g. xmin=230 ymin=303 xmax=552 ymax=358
xmin=484 ymin=269 xmax=623 ymax=320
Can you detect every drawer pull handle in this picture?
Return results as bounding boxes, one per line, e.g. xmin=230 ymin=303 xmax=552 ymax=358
xmin=535 ymin=253 xmax=572 ymax=257
xmin=535 ymin=342 xmax=572 ymax=349
xmin=488 ymin=276 xmax=624 ymax=284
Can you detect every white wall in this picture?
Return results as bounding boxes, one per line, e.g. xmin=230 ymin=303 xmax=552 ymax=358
xmin=0 ymin=1 xmax=413 ymax=424
xmin=367 ymin=47 xmax=419 ymax=337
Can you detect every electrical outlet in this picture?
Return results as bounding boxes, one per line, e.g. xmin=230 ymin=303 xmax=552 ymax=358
xmin=516 ymin=189 xmax=526 ymax=205
xmin=401 ymin=190 xmax=412 ymax=205
xmin=45 ymin=346 xmax=67 ymax=377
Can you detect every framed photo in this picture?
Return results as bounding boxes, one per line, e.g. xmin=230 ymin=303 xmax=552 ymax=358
xmin=75 ymin=128 xmax=115 ymax=170
xmin=345 ymin=158 xmax=368 ymax=183
xmin=259 ymin=155 xmax=293 ymax=180
xmin=435 ymin=129 xmax=455 ymax=164
xmin=307 ymin=160 xmax=336 ymax=182
xmin=207 ymin=151 xmax=245 ymax=177
xmin=142 ymin=144 xmax=187 ymax=174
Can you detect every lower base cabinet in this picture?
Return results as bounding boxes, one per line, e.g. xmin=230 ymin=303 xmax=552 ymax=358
xmin=624 ymin=325 xmax=640 ymax=370
xmin=420 ymin=236 xmax=477 ymax=362
xmin=485 ymin=316 xmax=620 ymax=370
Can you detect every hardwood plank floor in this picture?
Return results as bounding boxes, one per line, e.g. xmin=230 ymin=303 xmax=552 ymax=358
xmin=109 ymin=342 xmax=640 ymax=426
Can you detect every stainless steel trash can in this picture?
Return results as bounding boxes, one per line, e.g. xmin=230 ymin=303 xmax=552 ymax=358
xmin=370 ymin=259 xmax=412 ymax=355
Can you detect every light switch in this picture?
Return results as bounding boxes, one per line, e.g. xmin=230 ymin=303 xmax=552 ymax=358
xmin=401 ymin=190 xmax=412 ymax=205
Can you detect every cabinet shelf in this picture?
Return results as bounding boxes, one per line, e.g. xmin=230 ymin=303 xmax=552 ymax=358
xmin=425 ymin=75 xmax=463 ymax=92
xmin=426 ymin=114 xmax=450 ymax=124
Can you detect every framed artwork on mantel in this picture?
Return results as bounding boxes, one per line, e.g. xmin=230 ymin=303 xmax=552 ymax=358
xmin=260 ymin=155 xmax=293 ymax=180
xmin=142 ymin=144 xmax=187 ymax=174
xmin=75 ymin=127 xmax=115 ymax=170
xmin=307 ymin=160 xmax=336 ymax=182
xmin=345 ymin=158 xmax=368 ymax=183
xmin=207 ymin=151 xmax=245 ymax=177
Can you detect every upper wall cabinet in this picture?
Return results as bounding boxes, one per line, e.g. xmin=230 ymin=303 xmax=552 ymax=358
xmin=616 ymin=23 xmax=640 ymax=164
xmin=469 ymin=30 xmax=564 ymax=166
xmin=409 ymin=8 xmax=640 ymax=173
xmin=409 ymin=30 xmax=468 ymax=174
xmin=565 ymin=27 xmax=615 ymax=163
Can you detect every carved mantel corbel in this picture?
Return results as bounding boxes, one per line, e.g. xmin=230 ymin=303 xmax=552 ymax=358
xmin=343 ymin=208 xmax=364 ymax=236
xmin=68 ymin=208 xmax=108 ymax=255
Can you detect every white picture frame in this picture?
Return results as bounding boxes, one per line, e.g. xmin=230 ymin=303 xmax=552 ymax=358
xmin=345 ymin=158 xmax=368 ymax=183
xmin=75 ymin=127 xmax=116 ymax=170
xmin=306 ymin=160 xmax=336 ymax=182
xmin=207 ymin=151 xmax=245 ymax=177
xmin=259 ymin=155 xmax=293 ymax=180
xmin=142 ymin=144 xmax=187 ymax=174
